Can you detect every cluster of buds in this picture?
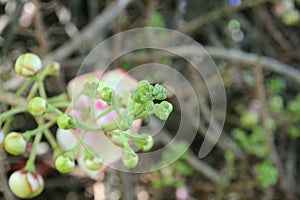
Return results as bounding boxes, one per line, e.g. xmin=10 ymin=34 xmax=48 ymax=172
xmin=1 ymin=52 xmax=173 ymax=199
xmin=56 ymin=70 xmax=172 ymax=174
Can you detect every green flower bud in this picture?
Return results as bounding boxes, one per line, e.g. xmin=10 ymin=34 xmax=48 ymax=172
xmin=131 ymin=92 xmax=143 ymax=104
xmin=46 ymin=61 xmax=60 ymax=76
xmin=84 ymin=156 xmax=103 ymax=171
xmin=8 ymin=170 xmax=44 ymax=199
xmin=100 ymin=87 xmax=113 ymax=105
xmin=282 ymin=9 xmax=300 ymax=26
xmin=153 ymin=101 xmax=173 ymax=120
xmin=28 ymin=97 xmax=47 ymax=116
xmin=134 ymin=134 xmax=154 ymax=151
xmin=131 ymin=80 xmax=154 ymax=104
xmin=152 ymin=84 xmax=167 ymax=100
xmin=4 ymin=132 xmax=27 ymax=155
xmin=240 ymin=111 xmax=259 ymax=129
xmin=57 ymin=114 xmax=75 ymax=130
xmin=137 ymin=80 xmax=153 ymax=92
xmin=15 ymin=53 xmax=42 ymax=77
xmin=55 ymin=155 xmax=75 ymax=173
xmin=122 ymin=149 xmax=138 ymax=168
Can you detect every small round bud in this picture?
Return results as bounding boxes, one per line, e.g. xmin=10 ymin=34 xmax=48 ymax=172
xmin=15 ymin=53 xmax=42 ymax=77
xmin=122 ymin=149 xmax=138 ymax=168
xmin=57 ymin=114 xmax=75 ymax=130
xmin=96 ymin=80 xmax=107 ymax=95
xmin=99 ymin=87 xmax=113 ymax=105
xmin=4 ymin=132 xmax=27 ymax=155
xmin=240 ymin=111 xmax=259 ymax=129
xmin=153 ymin=101 xmax=173 ymax=120
xmin=152 ymin=84 xmax=167 ymax=100
xmin=134 ymin=135 xmax=154 ymax=151
xmin=8 ymin=170 xmax=44 ymax=199
xmin=84 ymin=156 xmax=103 ymax=171
xmin=28 ymin=97 xmax=47 ymax=116
xmin=47 ymin=61 xmax=60 ymax=76
xmin=55 ymin=155 xmax=75 ymax=173
xmin=282 ymin=9 xmax=300 ymax=26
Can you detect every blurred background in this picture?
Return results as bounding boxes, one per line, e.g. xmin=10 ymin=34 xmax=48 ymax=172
xmin=0 ymin=0 xmax=300 ymax=199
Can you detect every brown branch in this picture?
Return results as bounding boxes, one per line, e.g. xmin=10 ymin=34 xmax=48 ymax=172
xmin=205 ymin=47 xmax=300 ymax=84
xmin=155 ymin=122 xmax=223 ymax=184
xmin=47 ymin=0 xmax=132 ymax=61
xmin=177 ymin=0 xmax=276 ymax=34
xmin=33 ymin=0 xmax=49 ymax=54
xmin=254 ymin=61 xmax=295 ymax=199
xmin=121 ymin=46 xmax=300 ymax=85
xmin=257 ymin=6 xmax=291 ymax=51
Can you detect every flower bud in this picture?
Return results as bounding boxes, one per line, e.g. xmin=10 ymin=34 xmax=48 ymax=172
xmin=84 ymin=156 xmax=103 ymax=171
xmin=28 ymin=97 xmax=47 ymax=116
xmin=15 ymin=53 xmax=42 ymax=77
xmin=4 ymin=132 xmax=27 ymax=155
xmin=153 ymin=101 xmax=173 ymax=120
xmin=55 ymin=155 xmax=75 ymax=173
xmin=8 ymin=170 xmax=44 ymax=199
xmin=152 ymin=84 xmax=167 ymax=100
xmin=122 ymin=149 xmax=138 ymax=168
xmin=240 ymin=111 xmax=259 ymax=129
xmin=134 ymin=135 xmax=154 ymax=152
xmin=57 ymin=114 xmax=75 ymax=130
xmin=46 ymin=61 xmax=60 ymax=76
xmin=99 ymin=87 xmax=113 ymax=105
xmin=282 ymin=9 xmax=300 ymax=26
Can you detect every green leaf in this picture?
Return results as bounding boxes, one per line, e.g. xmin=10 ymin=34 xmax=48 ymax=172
xmin=254 ymin=161 xmax=278 ymax=188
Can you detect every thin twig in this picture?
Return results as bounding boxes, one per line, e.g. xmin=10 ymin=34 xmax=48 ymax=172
xmin=177 ymin=0 xmax=276 ymax=34
xmin=33 ymin=0 xmax=49 ymax=54
xmin=148 ymin=118 xmax=222 ymax=183
xmin=120 ymin=45 xmax=300 ymax=85
xmin=47 ymin=0 xmax=132 ymax=61
xmin=254 ymin=61 xmax=294 ymax=199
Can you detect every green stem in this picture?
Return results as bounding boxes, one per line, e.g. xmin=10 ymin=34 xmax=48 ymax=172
xmin=130 ymin=104 xmax=143 ymax=117
xmin=43 ymin=129 xmax=61 ymax=152
xmin=24 ymin=131 xmax=43 ymax=173
xmin=15 ymin=79 xmax=33 ymax=96
xmin=46 ymin=103 xmax=63 ymax=115
xmin=112 ymin=94 xmax=122 ymax=119
xmin=23 ymin=121 xmax=55 ymax=141
xmin=96 ymin=107 xmax=113 ymax=119
xmin=37 ymin=75 xmax=47 ymax=99
xmin=64 ymin=141 xmax=81 ymax=158
xmin=108 ymin=131 xmax=145 ymax=142
xmin=74 ymin=132 xmax=97 ymax=158
xmin=90 ymin=92 xmax=96 ymax=121
xmin=119 ymin=131 xmax=130 ymax=150
xmin=0 ymin=107 xmax=26 ymax=121
xmin=27 ymin=67 xmax=49 ymax=100
xmin=2 ymin=117 xmax=12 ymax=133
xmin=47 ymin=93 xmax=69 ymax=104
xmin=51 ymin=102 xmax=70 ymax=108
